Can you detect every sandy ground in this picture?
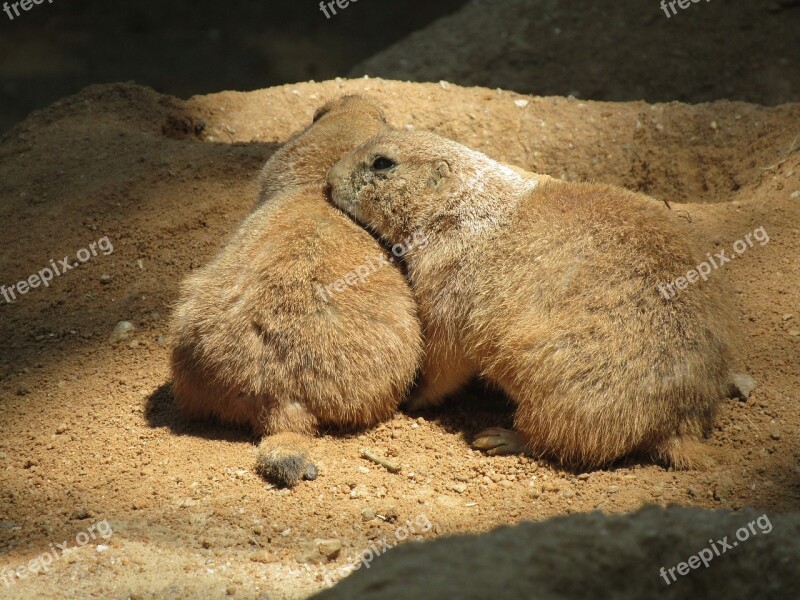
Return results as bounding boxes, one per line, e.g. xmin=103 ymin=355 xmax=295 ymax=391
xmin=0 ymin=78 xmax=798 ymax=599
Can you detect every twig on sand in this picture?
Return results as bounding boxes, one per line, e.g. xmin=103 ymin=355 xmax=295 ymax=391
xmin=360 ymin=449 xmax=401 ymax=473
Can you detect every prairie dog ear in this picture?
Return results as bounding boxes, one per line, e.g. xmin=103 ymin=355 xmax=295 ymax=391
xmin=429 ymin=160 xmax=451 ymax=189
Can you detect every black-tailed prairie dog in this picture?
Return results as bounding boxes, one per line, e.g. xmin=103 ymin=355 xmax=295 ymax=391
xmin=169 ymin=96 xmax=422 ymax=486
xmin=328 ymin=129 xmax=737 ymax=470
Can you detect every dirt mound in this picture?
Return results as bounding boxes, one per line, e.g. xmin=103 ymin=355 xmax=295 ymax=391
xmin=314 ymin=506 xmax=800 ymax=600
xmin=351 ymin=0 xmax=800 ymax=105
xmin=0 ymin=80 xmax=798 ymax=599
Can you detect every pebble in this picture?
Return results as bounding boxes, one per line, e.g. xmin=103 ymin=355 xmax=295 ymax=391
xmin=789 ymin=330 xmax=800 ymax=337
xmin=790 ymin=191 xmax=800 ymax=199
xmin=450 ymin=483 xmax=468 ymax=494
xmin=56 ymin=424 xmax=67 ymax=435
xmin=783 ymin=314 xmax=794 ymax=321
xmin=297 ymin=538 xmax=342 ymax=564
xmin=770 ymin=428 xmax=782 ymax=440
xmin=607 ymin=486 xmax=619 ymax=494
xmin=73 ymin=508 xmax=92 ymax=520
xmin=99 ymin=274 xmax=112 ymax=285
xmin=110 ymin=321 xmax=135 ymax=343
xmin=361 ymin=508 xmax=376 ymax=521
xmin=577 ymin=473 xmax=590 ymax=481
xmin=515 ymin=99 xmax=529 ymax=108
xmin=731 ymin=373 xmax=756 ymax=400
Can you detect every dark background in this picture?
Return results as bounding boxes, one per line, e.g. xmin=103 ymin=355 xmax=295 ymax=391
xmin=0 ymin=0 xmax=468 ymax=132
xmin=0 ymin=0 xmax=798 ymax=131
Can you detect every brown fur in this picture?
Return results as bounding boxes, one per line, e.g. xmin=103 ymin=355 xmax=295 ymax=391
xmin=169 ymin=97 xmax=423 ymax=486
xmin=328 ymin=129 xmax=737 ymax=470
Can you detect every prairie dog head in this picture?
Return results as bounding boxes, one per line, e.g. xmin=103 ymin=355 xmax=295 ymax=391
xmin=311 ymin=94 xmax=385 ymax=124
xmin=257 ymin=95 xmax=388 ymax=203
xmin=328 ymin=130 xmax=534 ymax=243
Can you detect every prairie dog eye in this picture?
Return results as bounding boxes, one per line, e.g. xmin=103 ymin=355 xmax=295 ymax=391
xmin=371 ymin=156 xmax=396 ymax=171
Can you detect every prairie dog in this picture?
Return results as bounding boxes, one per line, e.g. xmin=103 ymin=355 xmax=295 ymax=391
xmin=169 ymin=97 xmax=422 ymax=486
xmin=327 ymin=130 xmax=736 ymax=470
xmin=256 ymin=95 xmax=387 ymax=203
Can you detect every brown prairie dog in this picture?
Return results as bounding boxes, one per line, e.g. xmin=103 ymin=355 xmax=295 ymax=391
xmin=256 ymin=95 xmax=387 ymax=202
xmin=169 ymin=96 xmax=422 ymax=486
xmin=328 ymin=129 xmax=736 ymax=470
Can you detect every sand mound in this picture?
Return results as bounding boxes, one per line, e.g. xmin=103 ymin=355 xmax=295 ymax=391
xmin=314 ymin=505 xmax=800 ymax=600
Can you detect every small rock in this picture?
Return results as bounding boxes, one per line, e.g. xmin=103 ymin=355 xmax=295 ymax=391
xmin=770 ymin=428 xmax=782 ymax=440
xmin=73 ymin=508 xmax=92 ymax=520
xmin=731 ymin=373 xmax=756 ymax=400
xmin=687 ymin=485 xmax=700 ymax=497
xmin=99 ymin=274 xmax=113 ymax=285
xmin=357 ymin=466 xmax=370 ymax=474
xmin=577 ymin=473 xmax=590 ymax=481
xmin=226 ymin=585 xmax=237 ymax=596
xmin=361 ymin=508 xmax=376 ymax=522
xmin=790 ymin=191 xmax=800 ymax=199
xmin=789 ymin=330 xmax=800 ymax=337
xmin=607 ymin=486 xmax=619 ymax=494
xmin=783 ymin=314 xmax=794 ymax=321
xmin=514 ymin=99 xmax=529 ymax=108
xmin=298 ymin=538 xmax=342 ymax=564
xmin=201 ymin=539 xmax=212 ymax=549
xmin=250 ymin=552 xmax=269 ymax=564
xmin=450 ymin=483 xmax=468 ymax=494
xmin=318 ymin=539 xmax=342 ymax=560
xmin=55 ymin=424 xmax=67 ymax=435
xmin=0 ymin=452 xmax=6 ymax=460
xmin=710 ymin=121 xmax=718 ymax=130
xmin=110 ymin=321 xmax=135 ymax=343
xmin=128 ymin=340 xmax=140 ymax=349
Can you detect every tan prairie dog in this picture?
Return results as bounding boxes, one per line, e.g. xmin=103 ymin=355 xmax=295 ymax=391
xmin=328 ymin=130 xmax=737 ymax=470
xmin=169 ymin=96 xmax=422 ymax=487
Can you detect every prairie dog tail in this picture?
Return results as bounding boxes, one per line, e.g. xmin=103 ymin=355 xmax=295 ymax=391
xmin=255 ymin=432 xmax=317 ymax=487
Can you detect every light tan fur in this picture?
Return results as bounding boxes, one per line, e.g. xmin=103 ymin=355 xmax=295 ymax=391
xmin=328 ymin=129 xmax=737 ymax=470
xmin=169 ymin=97 xmax=423 ymax=486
